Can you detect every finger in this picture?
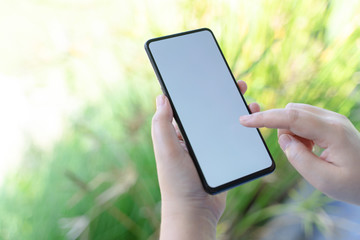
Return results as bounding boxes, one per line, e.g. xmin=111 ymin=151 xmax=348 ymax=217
xmin=278 ymin=129 xmax=314 ymax=151
xmin=236 ymin=80 xmax=260 ymax=113
xmin=152 ymin=95 xmax=183 ymax=160
xmin=278 ymin=128 xmax=314 ymax=143
xmin=278 ymin=134 xmax=337 ymax=193
xmin=239 ymin=108 xmax=332 ymax=143
xmin=249 ymin=102 xmax=260 ymax=113
xmin=237 ymin=80 xmax=247 ymax=95
xmin=172 ymin=119 xmax=184 ymax=141
xmin=285 ymin=103 xmax=336 ymax=117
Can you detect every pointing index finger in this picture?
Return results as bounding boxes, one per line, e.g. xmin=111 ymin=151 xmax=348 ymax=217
xmin=239 ymin=108 xmax=331 ymax=143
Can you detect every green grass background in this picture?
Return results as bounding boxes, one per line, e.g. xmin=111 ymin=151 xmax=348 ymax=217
xmin=0 ymin=0 xmax=360 ymax=239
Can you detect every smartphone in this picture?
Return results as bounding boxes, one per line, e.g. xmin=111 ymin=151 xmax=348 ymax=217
xmin=145 ymin=28 xmax=275 ymax=194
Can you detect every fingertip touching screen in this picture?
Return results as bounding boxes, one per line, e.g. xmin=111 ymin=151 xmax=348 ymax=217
xmin=147 ymin=29 xmax=274 ymax=192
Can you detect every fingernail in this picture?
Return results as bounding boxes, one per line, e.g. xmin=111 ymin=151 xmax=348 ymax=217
xmin=156 ymin=95 xmax=165 ymax=108
xmin=239 ymin=115 xmax=251 ymax=123
xmin=279 ymin=134 xmax=292 ymax=152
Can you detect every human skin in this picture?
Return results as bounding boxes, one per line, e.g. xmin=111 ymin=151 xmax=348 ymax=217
xmin=240 ymin=103 xmax=360 ymax=205
xmin=152 ymin=79 xmax=360 ymax=239
xmin=151 ymin=80 xmax=260 ymax=240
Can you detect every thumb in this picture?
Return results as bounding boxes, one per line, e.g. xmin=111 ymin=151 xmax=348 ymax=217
xmin=278 ymin=134 xmax=335 ymax=192
xmin=152 ymin=95 xmax=183 ymax=161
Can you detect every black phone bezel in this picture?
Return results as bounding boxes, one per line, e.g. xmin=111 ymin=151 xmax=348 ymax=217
xmin=144 ymin=28 xmax=275 ymax=194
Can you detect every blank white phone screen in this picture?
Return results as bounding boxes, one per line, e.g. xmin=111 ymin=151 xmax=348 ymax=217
xmin=149 ymin=30 xmax=272 ymax=188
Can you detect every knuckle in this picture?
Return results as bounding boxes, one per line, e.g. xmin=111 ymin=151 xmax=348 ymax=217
xmin=336 ymin=113 xmax=349 ymax=122
xmin=285 ymin=102 xmax=296 ymax=110
xmin=151 ymin=114 xmax=158 ymax=124
xmin=327 ymin=118 xmax=347 ymax=136
xmin=256 ymin=112 xmax=264 ymax=121
xmin=254 ymin=112 xmax=266 ymax=126
xmin=288 ymin=148 xmax=301 ymax=162
xmin=152 ymin=112 xmax=162 ymax=126
xmin=285 ymin=108 xmax=300 ymax=123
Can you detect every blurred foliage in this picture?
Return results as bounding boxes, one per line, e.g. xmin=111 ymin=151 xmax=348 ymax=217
xmin=0 ymin=0 xmax=360 ymax=239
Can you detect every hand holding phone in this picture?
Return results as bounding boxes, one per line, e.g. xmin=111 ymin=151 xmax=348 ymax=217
xmin=152 ymin=81 xmax=260 ymax=240
xmin=146 ymin=28 xmax=275 ymax=194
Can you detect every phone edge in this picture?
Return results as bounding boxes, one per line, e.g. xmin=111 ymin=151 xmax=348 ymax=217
xmin=144 ymin=28 xmax=276 ymax=195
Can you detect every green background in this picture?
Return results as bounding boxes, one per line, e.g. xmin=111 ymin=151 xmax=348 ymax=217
xmin=0 ymin=0 xmax=360 ymax=239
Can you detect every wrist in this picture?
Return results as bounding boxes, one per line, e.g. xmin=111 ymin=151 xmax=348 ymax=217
xmin=160 ymin=201 xmax=219 ymax=240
